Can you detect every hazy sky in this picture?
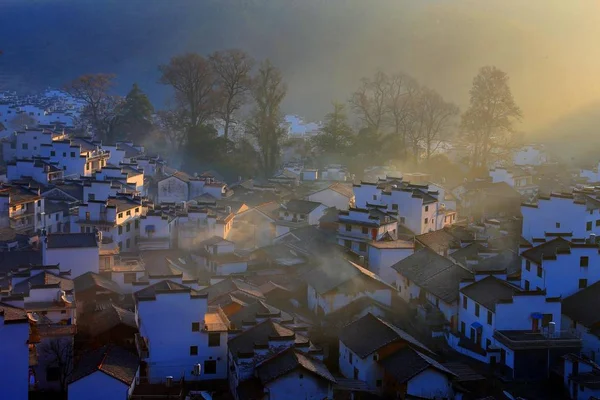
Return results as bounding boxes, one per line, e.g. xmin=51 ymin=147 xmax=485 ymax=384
xmin=1 ymin=0 xmax=600 ymax=136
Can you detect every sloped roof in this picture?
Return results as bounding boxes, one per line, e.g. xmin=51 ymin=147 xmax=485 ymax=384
xmin=74 ymin=272 xmax=123 ymax=295
xmin=70 ymin=345 xmax=139 ymax=385
xmin=46 ymin=233 xmax=98 ymax=249
xmin=228 ymin=319 xmax=299 ymax=359
xmin=0 ymin=302 xmax=28 ymax=323
xmin=13 ymin=271 xmax=73 ymax=295
xmin=228 ymin=300 xmax=294 ymax=328
xmin=197 ymin=278 xmax=264 ymax=302
xmin=563 ymin=280 xmax=600 ymax=327
xmin=304 ymin=259 xmax=391 ymax=295
xmin=340 ymin=313 xmax=430 ymax=358
xmin=460 ymin=276 xmax=521 ymax=312
xmin=78 ymin=304 xmax=137 ymax=337
xmin=134 ymin=280 xmax=205 ymax=301
xmin=380 ymin=346 xmax=456 ymax=383
xmin=257 ymin=348 xmax=336 ymax=384
xmin=520 ymin=237 xmax=571 ymax=264
xmin=282 ymin=199 xmax=323 ymax=214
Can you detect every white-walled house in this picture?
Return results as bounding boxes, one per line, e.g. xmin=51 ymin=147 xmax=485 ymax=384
xmin=138 ymin=211 xmax=176 ymax=251
xmin=367 ymin=239 xmax=414 ymax=284
xmin=339 ymin=313 xmax=454 ymax=398
xmin=7 ymin=158 xmax=64 ymax=185
xmin=68 ymin=345 xmax=139 ymax=400
xmin=520 ymin=237 xmax=600 ymax=298
xmin=0 ymin=303 xmax=29 ymax=399
xmin=156 ymin=171 xmax=230 ymax=204
xmin=489 ymin=167 xmax=538 ymax=200
xmin=450 ymin=273 xmax=580 ymax=380
xmin=337 ymin=207 xmax=399 ymax=257
xmin=228 ymin=320 xmax=332 ymax=400
xmin=521 ymin=193 xmax=600 ymax=241
xmin=42 ymin=232 xmax=100 ymax=278
xmin=135 ymin=280 xmax=229 ymax=382
xmin=274 ymin=199 xmax=328 ymax=237
xmin=304 ymin=259 xmax=394 ymax=316
xmin=305 ymin=183 xmax=354 ymax=210
xmin=562 ymin=353 xmax=600 ymax=400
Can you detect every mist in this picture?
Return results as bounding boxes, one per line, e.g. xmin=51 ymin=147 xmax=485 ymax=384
xmin=2 ymin=0 xmax=600 ymax=137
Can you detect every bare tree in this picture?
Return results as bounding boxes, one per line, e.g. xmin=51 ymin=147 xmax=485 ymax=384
xmin=64 ymin=74 xmax=116 ymax=139
xmin=419 ymin=87 xmax=459 ymax=160
xmin=209 ymin=49 xmax=254 ymax=140
xmin=350 ymin=71 xmax=389 ymax=131
xmin=158 ymin=53 xmax=217 ymax=129
xmin=246 ymin=59 xmax=287 ymax=177
xmin=385 ymin=73 xmax=419 ymax=159
xmin=461 ymin=66 xmax=522 ymax=169
xmin=155 ymin=109 xmax=187 ymax=153
xmin=40 ymin=337 xmax=74 ymax=394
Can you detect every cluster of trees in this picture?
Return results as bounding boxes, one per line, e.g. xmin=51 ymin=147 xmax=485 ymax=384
xmin=66 ymin=49 xmax=287 ymax=178
xmin=310 ymin=66 xmax=521 ymax=174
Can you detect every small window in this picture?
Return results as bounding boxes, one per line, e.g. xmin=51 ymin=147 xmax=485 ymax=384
xmin=135 ymin=207 xmax=139 ymax=213
xmin=596 ymin=220 xmax=600 ymax=227
xmin=299 ymin=373 xmax=304 ymax=379
xmin=587 ymin=221 xmax=593 ymax=231
xmin=556 ymin=222 xmax=560 ymax=229
xmin=85 ymin=212 xmax=90 ymax=221
xmin=475 ymin=303 xmax=480 ymax=317
xmin=126 ymin=238 xmax=130 ymax=248
xmin=349 ymin=352 xmax=353 ymax=364
xmin=361 ymin=227 xmax=368 ymax=234
xmin=525 ymin=260 xmax=531 ymax=271
xmin=135 ymin=220 xmax=139 ymax=229
xmin=460 ymin=321 xmax=465 ymax=333
xmin=400 ymin=217 xmax=406 ymax=224
xmin=63 ymin=152 xmax=66 ymax=157
xmin=345 ymin=224 xmax=352 ymax=232
xmin=126 ymin=210 xmax=131 ymax=216
xmin=124 ymin=273 xmax=136 ymax=284
xmin=581 ymin=256 xmax=589 ymax=267
xmin=524 ymin=280 xmax=530 ymax=290
xmin=487 ymin=310 xmax=492 ymax=325
xmin=118 ymin=226 xmax=123 ymax=235
xmin=392 ymin=204 xmax=398 ymax=210
xmin=425 ymin=205 xmax=429 ymax=212
xmin=486 ymin=339 xmax=491 ymax=349
xmin=118 ymin=213 xmax=123 ymax=218
xmin=204 ymin=360 xmax=217 ymax=374
xmin=462 ymin=296 xmax=467 ymax=309
xmin=50 ymin=151 xmax=56 ymax=157
xmin=542 ymin=314 xmax=553 ymax=327
xmin=22 ymin=143 xmax=28 ymax=150
xmin=190 ymin=346 xmax=198 ymax=356
xmin=359 ymin=242 xmax=367 ymax=252
xmin=344 ymin=240 xmax=351 ymax=248
xmin=372 ymin=195 xmax=377 ymax=201
xmin=61 ymin=310 xmax=67 ymax=314
xmin=118 ymin=241 xmax=122 ymax=250
xmin=126 ymin=222 xmax=131 ymax=232
xmin=579 ymin=279 xmax=588 ymax=289
xmin=537 ymin=266 xmax=542 ymax=278
xmin=55 ymin=214 xmax=59 ymax=221
xmin=70 ymin=151 xmax=75 ymax=157
xmin=209 ymin=333 xmax=221 ymax=347
xmin=424 ymin=218 xmax=428 ymax=224
xmin=192 ymin=322 xmax=200 ymax=332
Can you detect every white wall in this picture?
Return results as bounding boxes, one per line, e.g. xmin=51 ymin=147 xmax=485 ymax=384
xmin=68 ymin=370 xmax=134 ymax=400
xmin=407 ymin=368 xmax=452 ymax=399
xmin=0 ymin=318 xmax=29 ymax=399
xmin=338 ymin=341 xmax=382 ymax=392
xmin=265 ymin=371 xmax=331 ymax=400
xmin=44 ymin=246 xmax=99 ymax=278
xmin=157 ymin=177 xmax=189 ymax=204
xmin=367 ymin=246 xmax=413 ymax=285
xmin=307 ymin=189 xmax=350 ymax=210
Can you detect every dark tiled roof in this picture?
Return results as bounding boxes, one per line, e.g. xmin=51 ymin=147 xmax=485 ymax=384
xmin=282 ymin=199 xmax=323 ymax=214
xmin=380 ymin=346 xmax=455 ymax=383
xmin=74 ymin=272 xmax=123 ymax=295
xmin=520 ymin=237 xmax=571 ymax=264
xmin=228 ymin=300 xmax=294 ymax=328
xmin=563 ymin=280 xmax=600 ymax=327
xmin=46 ymin=183 xmax=84 ymax=201
xmin=340 ymin=313 xmax=430 ymax=358
xmin=198 ymin=278 xmax=264 ymax=302
xmin=46 ymin=233 xmax=98 ymax=249
xmin=257 ymin=348 xmax=335 ymax=384
xmin=0 ymin=302 xmax=28 ymax=323
xmin=70 ymin=345 xmax=139 ymax=385
xmin=416 ymin=227 xmax=472 ymax=253
xmin=304 ymin=258 xmax=390 ymax=295
xmin=134 ymin=280 xmax=204 ymax=301
xmin=460 ymin=276 xmax=521 ymax=312
xmin=0 ymin=251 xmax=42 ymax=274
xmin=13 ymin=271 xmax=73 ymax=295
xmin=78 ymin=304 xmax=137 ymax=337
xmin=107 ymin=197 xmax=140 ymax=213
xmin=228 ymin=319 xmax=298 ymax=360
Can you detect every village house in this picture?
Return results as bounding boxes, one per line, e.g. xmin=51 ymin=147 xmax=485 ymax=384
xmin=305 ymin=182 xmax=355 ymax=210
xmin=521 ymin=192 xmax=600 ymax=241
xmin=41 ymin=232 xmax=100 ymax=278
xmin=68 ymin=345 xmax=140 ymax=400
xmin=337 ymin=207 xmax=399 ymax=257
xmin=392 ymin=248 xmax=473 ymax=331
xmin=0 ymin=183 xmax=44 ymax=234
xmin=73 ymin=195 xmax=143 ymax=253
xmin=228 ymin=319 xmax=330 ymax=400
xmin=562 ymin=280 xmax=600 ymax=361
xmin=155 ymin=170 xmax=230 ymax=204
xmin=489 ymin=166 xmax=539 ymax=201
xmin=6 ymin=158 xmax=63 ymax=185
xmin=231 ymin=202 xmax=278 ymax=249
xmin=137 ymin=210 xmax=176 ymax=251
xmin=304 ymin=258 xmax=394 ymax=317
xmin=93 ymin=163 xmax=144 ymax=193
xmin=176 ymin=203 xmax=235 ymax=251
xmin=449 ymin=273 xmax=580 ymax=380
xmin=195 ymin=236 xmax=248 ymax=276
xmin=367 ymin=239 xmax=414 ymax=285
xmin=135 ymin=280 xmax=229 ymax=382
xmin=339 ymin=313 xmax=455 ymax=398
xmin=320 ymin=164 xmax=349 ymax=181
xmin=0 ymin=302 xmax=29 ymax=399
xmin=40 ymin=137 xmax=110 ymax=178
xmin=520 ymin=236 xmax=600 ymax=297
xmin=73 ymin=271 xmax=125 ymax=316
xmin=274 ymin=199 xmax=328 ymax=237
